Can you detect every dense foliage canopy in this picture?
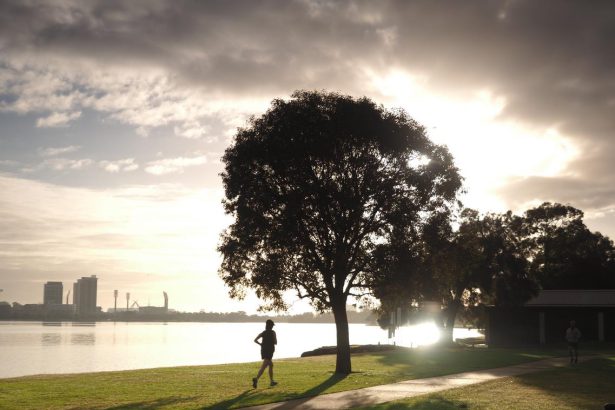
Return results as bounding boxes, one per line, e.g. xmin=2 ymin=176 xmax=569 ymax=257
xmin=219 ymin=90 xmax=462 ymax=372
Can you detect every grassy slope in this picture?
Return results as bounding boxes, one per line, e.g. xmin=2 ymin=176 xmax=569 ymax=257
xmin=361 ymin=355 xmax=615 ymax=410
xmin=0 ymin=346 xmax=564 ymax=410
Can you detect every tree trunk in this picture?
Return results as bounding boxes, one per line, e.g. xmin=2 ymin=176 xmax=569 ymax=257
xmin=442 ymin=301 xmax=460 ymax=343
xmin=332 ymin=299 xmax=351 ymax=374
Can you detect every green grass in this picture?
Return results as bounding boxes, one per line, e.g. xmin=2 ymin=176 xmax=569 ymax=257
xmin=360 ymin=355 xmax=615 ymax=410
xmin=0 ymin=346 xmax=567 ymax=409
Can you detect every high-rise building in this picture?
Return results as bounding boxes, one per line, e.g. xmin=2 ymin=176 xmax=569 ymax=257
xmin=43 ymin=282 xmax=63 ymax=305
xmin=73 ymin=275 xmax=98 ymax=315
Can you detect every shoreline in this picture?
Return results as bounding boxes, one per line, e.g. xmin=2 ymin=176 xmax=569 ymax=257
xmin=0 ymin=318 xmax=378 ymax=325
xmin=1 ymin=343 xmax=492 ymax=380
xmin=1 ymin=347 xmax=611 ymax=410
xmin=0 ymin=322 xmax=484 ymax=379
xmin=1 ymin=343 xmax=401 ymax=380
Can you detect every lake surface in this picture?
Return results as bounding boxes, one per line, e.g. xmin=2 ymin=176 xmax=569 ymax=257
xmin=0 ymin=321 xmax=481 ymax=378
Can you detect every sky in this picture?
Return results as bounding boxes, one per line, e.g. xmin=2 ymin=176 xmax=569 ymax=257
xmin=1 ymin=0 xmax=615 ymax=313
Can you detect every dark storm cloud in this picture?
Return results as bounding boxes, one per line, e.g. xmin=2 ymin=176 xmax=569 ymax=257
xmin=0 ymin=0 xmax=383 ymax=94
xmin=1 ymin=0 xmax=615 ymax=210
xmin=380 ymin=1 xmax=615 ymax=140
xmin=2 ymin=1 xmax=613 ymax=126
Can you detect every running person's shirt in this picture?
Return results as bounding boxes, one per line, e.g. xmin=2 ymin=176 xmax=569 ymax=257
xmin=566 ymin=327 xmax=581 ymax=343
xmin=259 ymin=329 xmax=277 ymax=352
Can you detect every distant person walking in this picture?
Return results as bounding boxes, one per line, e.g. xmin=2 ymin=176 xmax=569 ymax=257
xmin=252 ymin=319 xmax=277 ymax=388
xmin=566 ymin=320 xmax=581 ymax=364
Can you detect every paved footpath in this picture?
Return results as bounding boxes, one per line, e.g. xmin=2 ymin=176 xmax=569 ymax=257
xmin=242 ymin=356 xmax=592 ymax=410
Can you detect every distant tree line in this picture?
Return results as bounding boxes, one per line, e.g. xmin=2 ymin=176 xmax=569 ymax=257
xmin=173 ymin=308 xmax=376 ymax=323
xmin=0 ymin=305 xmax=376 ymax=324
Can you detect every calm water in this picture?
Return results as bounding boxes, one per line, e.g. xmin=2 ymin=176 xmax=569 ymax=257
xmin=0 ymin=321 xmax=481 ymax=378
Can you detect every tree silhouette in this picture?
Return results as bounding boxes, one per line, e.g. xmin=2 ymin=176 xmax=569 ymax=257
xmin=219 ymin=90 xmax=462 ymax=373
xmin=374 ymin=209 xmax=538 ymax=342
xmin=521 ymin=202 xmax=615 ymax=289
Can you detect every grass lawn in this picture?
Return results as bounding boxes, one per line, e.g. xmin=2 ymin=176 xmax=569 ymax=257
xmin=0 ymin=346 xmax=567 ymax=409
xmin=360 ymin=355 xmax=615 ymax=410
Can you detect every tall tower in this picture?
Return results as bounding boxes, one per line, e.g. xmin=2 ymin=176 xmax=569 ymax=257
xmin=73 ymin=275 xmax=98 ymax=315
xmin=126 ymin=292 xmax=130 ymax=310
xmin=44 ymin=282 xmax=63 ymax=305
xmin=114 ymin=290 xmax=118 ymax=313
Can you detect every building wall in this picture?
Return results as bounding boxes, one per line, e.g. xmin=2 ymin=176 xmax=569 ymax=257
xmin=43 ymin=282 xmax=63 ymax=305
xmin=543 ymin=307 xmax=601 ymax=343
xmin=486 ymin=308 xmax=540 ymax=346
xmin=607 ymin=310 xmax=615 ymax=342
xmin=0 ymin=303 xmax=11 ymax=318
xmin=73 ymin=276 xmax=97 ymax=315
xmin=487 ymin=306 xmax=615 ymax=346
xmin=73 ymin=282 xmax=79 ymax=309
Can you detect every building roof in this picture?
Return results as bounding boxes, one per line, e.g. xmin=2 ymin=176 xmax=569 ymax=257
xmin=525 ymin=290 xmax=615 ymax=307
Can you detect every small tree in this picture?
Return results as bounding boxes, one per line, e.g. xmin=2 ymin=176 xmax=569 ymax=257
xmin=375 ymin=209 xmax=538 ymax=343
xmin=219 ymin=90 xmax=461 ymax=373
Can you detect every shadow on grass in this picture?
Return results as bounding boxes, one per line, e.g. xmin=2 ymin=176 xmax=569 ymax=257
xmin=372 ymin=345 xmax=486 ymax=379
xmin=366 ymin=396 xmax=467 ymax=410
xmin=511 ymin=357 xmax=615 ymax=408
xmin=300 ymin=372 xmax=348 ymax=398
xmin=203 ymin=373 xmax=348 ymax=410
xmin=103 ymin=396 xmax=199 ymax=409
xmin=202 ymin=389 xmax=254 ymax=410
xmin=357 ymin=357 xmax=615 ymax=410
xmin=256 ymin=373 xmax=349 ymax=410
xmin=373 ymin=345 xmax=565 ymax=380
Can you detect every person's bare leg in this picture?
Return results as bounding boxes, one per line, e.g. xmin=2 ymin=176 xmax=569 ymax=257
xmin=256 ymin=360 xmax=269 ymax=380
xmin=268 ymin=361 xmax=274 ymax=381
xmin=253 ymin=360 xmax=269 ymax=388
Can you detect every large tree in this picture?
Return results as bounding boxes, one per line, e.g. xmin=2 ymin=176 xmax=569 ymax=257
xmin=219 ymin=90 xmax=461 ymax=373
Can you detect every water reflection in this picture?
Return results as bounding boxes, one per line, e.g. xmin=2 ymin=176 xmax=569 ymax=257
xmin=0 ymin=321 xmax=484 ymax=379
xmin=393 ymin=322 xmax=441 ymax=347
xmin=70 ymin=333 xmax=96 ymax=345
xmin=41 ymin=333 xmax=62 ymax=346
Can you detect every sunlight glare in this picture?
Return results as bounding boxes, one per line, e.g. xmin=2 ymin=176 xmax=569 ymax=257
xmin=368 ymin=68 xmax=581 ymax=213
xmin=394 ymin=322 xmax=441 ymax=347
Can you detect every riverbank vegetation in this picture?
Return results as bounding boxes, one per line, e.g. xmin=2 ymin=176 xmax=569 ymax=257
xmin=0 ymin=305 xmax=377 ymax=324
xmin=0 ymin=346 xmax=566 ymax=409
